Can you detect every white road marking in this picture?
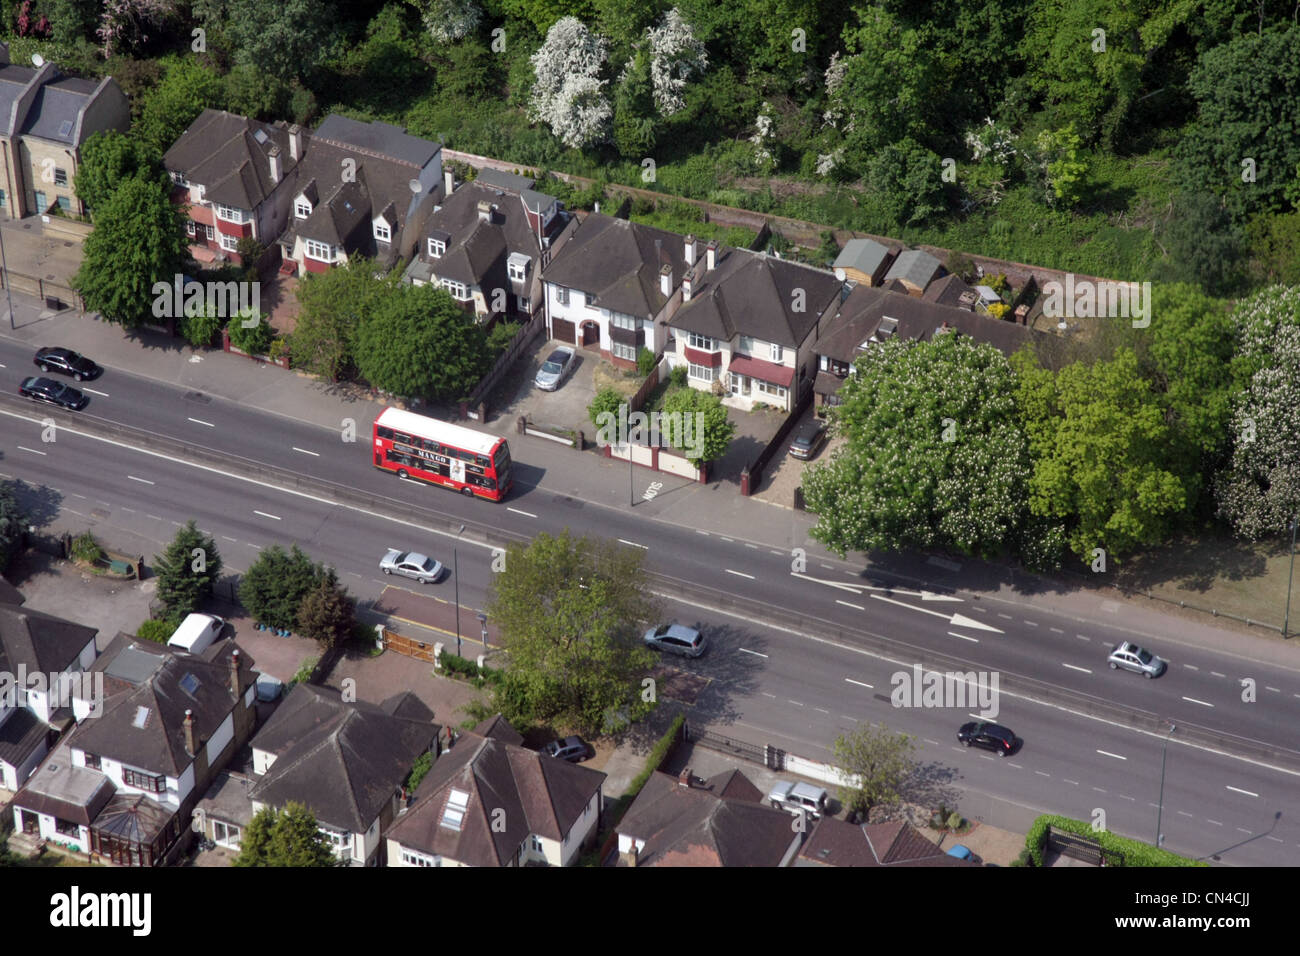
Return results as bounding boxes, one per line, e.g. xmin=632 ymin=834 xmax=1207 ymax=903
xmin=720 ymin=537 xmax=734 ymax=542
xmin=1183 ymin=664 xmax=1198 ymax=670
xmin=1265 ymin=686 xmax=1280 ymax=693
xmin=253 ymin=511 xmax=281 ymax=521
xmin=1176 ymin=811 xmax=1193 ymax=818
xmin=1225 ymin=786 xmax=1259 ymax=798
xmin=997 ymin=613 xmax=1013 ymax=619
xmin=924 ymin=739 xmax=941 ymax=746
xmin=1096 ymin=750 xmax=1127 ymax=761
xmin=188 ymin=417 xmax=215 ymax=427
xmin=1206 ymin=819 xmax=1223 ymax=827
xmin=1211 ymin=671 xmax=1226 ymax=678
xmin=1050 ymin=627 xmax=1063 ymax=633
xmin=842 ymin=716 xmax=860 ymax=722
xmin=1035 ymin=771 xmax=1050 ymax=777
xmin=1092 ymin=787 xmax=1107 ymax=793
xmin=738 ymin=647 xmax=768 ymax=658
xmin=815 ymin=707 xmax=829 ymax=714
xmin=1025 ymin=620 xmax=1039 ymax=627
xmin=1076 ymin=634 xmax=1091 ymax=641
xmin=761 ymin=692 xmax=776 ymax=698
xmin=1181 ymin=696 xmax=1214 ymax=708
xmin=948 ymin=631 xmax=979 ymax=643
xmin=81 ymin=387 xmax=109 ymax=397
xmin=221 ymin=536 xmax=237 ymax=542
xmin=787 ymin=700 xmax=804 ymax=707
xmin=836 ymin=599 xmax=865 ymax=611
xmin=120 ymin=508 xmax=134 ymax=514
xmin=697 ymin=530 xmax=710 ymax=535
xmin=1061 ymin=663 xmax=1092 ymax=674
xmin=618 ymin=538 xmax=648 ymax=549
xmin=869 ymin=594 xmax=1002 ymax=632
xmin=17 ymin=446 xmax=46 ymax=455
xmin=70 ymin=493 xmax=86 ymax=499
xmin=507 ymin=507 xmax=537 ymax=518
xmin=127 ymin=475 xmax=155 ymax=485
xmin=292 ymin=447 xmax=320 ymax=457
xmin=769 ymin=550 xmax=782 ymax=555
xmin=844 ymin=678 xmax=873 ymax=689
xmin=745 ymin=543 xmax=758 ymax=549
xmin=725 ymin=569 xmax=755 ymax=579
xmin=1118 ymin=794 xmax=1136 ymax=802
xmin=146 ymin=514 xmax=162 ymax=521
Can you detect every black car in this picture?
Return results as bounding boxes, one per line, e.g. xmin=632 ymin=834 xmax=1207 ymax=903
xmin=542 ymin=736 xmax=588 ymax=762
xmin=789 ymin=419 xmax=827 ymax=460
xmin=957 ymin=721 xmax=1017 ymax=757
xmin=34 ymin=347 xmax=101 ymax=381
xmin=19 ymin=376 xmax=88 ymax=410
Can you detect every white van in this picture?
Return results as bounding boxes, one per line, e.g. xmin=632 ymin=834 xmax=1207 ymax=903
xmin=166 ymin=613 xmax=225 ymax=654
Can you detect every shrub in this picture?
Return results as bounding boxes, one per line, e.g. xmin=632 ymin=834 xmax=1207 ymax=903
xmin=179 ymin=310 xmax=226 ymax=348
xmin=136 ymin=618 xmax=175 ymax=644
xmin=636 ymin=347 xmax=656 ymax=377
xmin=670 ymin=364 xmax=687 ymax=387
xmin=486 ymin=320 xmax=521 ymax=357
xmin=946 ymin=811 xmax=965 ymax=830
xmin=1024 ymin=814 xmax=1207 ymax=867
xmin=291 ymin=658 xmax=318 ymax=686
xmin=71 ymin=532 xmax=104 ymax=564
xmin=228 ymin=313 xmax=275 ymax=356
xmin=624 ymin=713 xmax=685 ymax=802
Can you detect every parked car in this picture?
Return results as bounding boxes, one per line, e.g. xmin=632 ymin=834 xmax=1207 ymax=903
xmin=788 ymin=419 xmax=827 ymax=460
xmin=534 ymin=346 xmax=576 ymax=391
xmin=1107 ymin=641 xmax=1166 ymax=679
xmin=945 ymin=844 xmax=976 ymax=861
xmin=643 ymin=622 xmax=705 ymax=658
xmin=767 ymin=780 xmax=830 ymax=819
xmin=542 ymin=736 xmax=588 ymax=762
xmin=380 ymin=549 xmax=444 ymax=583
xmin=34 ymin=347 xmax=101 ymax=381
xmin=957 ymin=721 xmax=1018 ymax=757
xmin=166 ymin=613 xmax=225 ymax=655
xmin=19 ymin=376 xmax=88 ymax=410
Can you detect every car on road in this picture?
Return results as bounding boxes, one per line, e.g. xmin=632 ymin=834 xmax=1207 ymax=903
xmin=957 ymin=721 xmax=1018 ymax=757
xmin=534 ymin=346 xmax=576 ymax=391
xmin=542 ymin=736 xmax=588 ymax=762
xmin=945 ymin=844 xmax=976 ymax=861
xmin=34 ymin=347 xmax=101 ymax=381
xmin=788 ymin=419 xmax=827 ymax=460
xmin=643 ymin=622 xmax=705 ymax=658
xmin=1107 ymin=641 xmax=1166 ymax=679
xmin=379 ymin=549 xmax=444 ymax=583
xmin=18 ymin=376 xmax=88 ymax=410
xmin=166 ymin=612 xmax=226 ymax=655
xmin=768 ymin=780 xmax=829 ymax=819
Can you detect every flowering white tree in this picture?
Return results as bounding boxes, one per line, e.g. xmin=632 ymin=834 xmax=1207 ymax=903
xmin=821 ymin=52 xmax=848 ymax=128
xmin=410 ymin=0 xmax=481 ymax=43
xmin=97 ymin=0 xmax=173 ymax=57
xmin=749 ymin=101 xmax=776 ymax=171
xmin=646 ymin=8 xmax=707 ymax=117
xmin=530 ymin=17 xmax=611 ymax=148
xmin=1216 ymin=286 xmax=1300 ymax=540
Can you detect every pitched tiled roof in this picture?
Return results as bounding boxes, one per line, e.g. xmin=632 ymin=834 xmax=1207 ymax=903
xmin=833 ymin=238 xmax=893 ymax=277
xmin=0 ymin=604 xmax=95 ymax=675
xmin=541 ymin=214 xmax=687 ymax=319
xmin=0 ymin=705 xmax=46 ymax=767
xmin=884 ymin=249 xmax=943 ymax=290
xmin=671 ymin=247 xmax=844 ymax=347
xmin=616 ymin=770 xmax=799 ymax=867
xmin=475 ymin=168 xmax=535 ymax=193
xmin=74 ymin=635 xmax=254 ymax=777
xmin=248 ymin=684 xmax=439 ymax=834
xmin=388 ymin=731 xmax=605 ymax=866
xmin=922 ymin=273 xmax=979 ymax=310
xmin=471 ymin=714 xmax=525 ymax=746
xmin=797 ymin=818 xmax=977 ymax=867
xmin=0 ymin=574 xmax=23 ymax=605
xmin=163 ymin=109 xmax=302 ymax=210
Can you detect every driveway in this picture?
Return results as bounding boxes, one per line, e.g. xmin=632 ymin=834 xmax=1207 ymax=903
xmin=487 ymin=337 xmax=601 ymax=437
xmin=708 ymin=403 xmax=785 ymax=484
xmin=753 ymin=408 xmax=844 ymax=509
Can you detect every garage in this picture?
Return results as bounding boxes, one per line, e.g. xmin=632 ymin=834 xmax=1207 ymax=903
xmin=551 ymin=316 xmax=576 ymax=345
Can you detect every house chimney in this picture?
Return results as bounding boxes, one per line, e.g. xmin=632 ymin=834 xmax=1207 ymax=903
xmin=682 ymin=276 xmax=692 ymax=302
xmin=660 ymin=264 xmax=671 ymax=298
xmin=288 ymin=124 xmax=302 ymax=162
xmin=706 ymin=241 xmax=717 ymax=272
xmin=267 ymin=146 xmax=281 ymax=185
xmin=477 ymin=200 xmax=492 ymax=224
xmin=183 ymin=709 xmax=196 ymax=756
xmin=684 ymin=235 xmax=696 ymax=266
xmin=678 ymin=767 xmax=692 ymax=788
xmin=621 ymin=847 xmax=639 ymax=867
xmin=444 ymin=168 xmax=454 ymax=197
xmin=229 ymin=648 xmax=241 ymax=697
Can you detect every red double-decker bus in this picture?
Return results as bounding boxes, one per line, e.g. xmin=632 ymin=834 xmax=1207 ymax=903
xmin=372 ymin=407 xmax=512 ymax=502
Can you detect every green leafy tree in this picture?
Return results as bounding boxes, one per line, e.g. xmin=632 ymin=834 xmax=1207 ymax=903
xmin=1158 ymin=190 xmax=1245 ymax=297
xmin=1032 ymin=124 xmax=1088 ymax=208
xmin=660 ymin=387 xmax=734 ymax=463
xmin=234 ymin=803 xmax=337 ymax=867
xmin=153 ymin=520 xmax=223 ymax=620
xmin=239 ymin=545 xmax=322 ymax=631
xmin=136 ymin=618 xmax=175 ymax=643
xmin=73 ymin=177 xmax=189 ymax=328
xmin=805 ymin=334 xmax=1031 ymax=559
xmin=486 ymin=320 xmax=522 ymax=357
xmin=291 ymin=259 xmax=393 ymax=381
xmin=1247 ymin=211 xmax=1300 ymax=288
xmin=0 ymin=481 xmax=25 ymax=573
xmin=588 ymin=386 xmax=624 ymax=429
xmin=1014 ymin=347 xmax=1189 ymax=563
xmin=612 ymin=50 xmax=658 ymax=158
xmin=296 ymin=569 xmax=356 ymax=652
xmin=405 ymin=751 xmax=433 ymax=793
xmin=865 ymin=138 xmax=948 ymax=226
xmin=179 ymin=308 xmax=227 ymax=349
xmin=223 ymin=64 xmax=292 ymax=121
xmin=133 ymin=58 xmax=225 ymax=159
xmin=485 ymin=531 xmax=660 ymax=736
xmin=354 ymin=284 xmax=490 ymax=400
xmin=74 ymin=130 xmax=160 ymax=220
xmin=46 ymin=0 xmax=100 ymax=41
xmin=832 ymin=723 xmax=917 ymax=820
xmin=228 ymin=312 xmax=275 ymax=356
xmin=219 ymin=0 xmax=341 ymax=84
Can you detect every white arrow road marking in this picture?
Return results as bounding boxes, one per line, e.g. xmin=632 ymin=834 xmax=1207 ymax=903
xmin=792 ymin=572 xmax=962 ymax=602
xmin=868 ymin=593 xmax=1003 ymax=633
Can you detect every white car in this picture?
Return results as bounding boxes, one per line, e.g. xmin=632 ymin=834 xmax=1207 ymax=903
xmin=643 ymin=623 xmax=705 ymax=658
xmin=380 ymin=549 xmax=444 ymax=584
xmin=767 ymin=780 xmax=829 ymax=819
xmin=166 ymin=613 xmax=226 ymax=655
xmin=534 ymin=347 xmax=576 ymax=391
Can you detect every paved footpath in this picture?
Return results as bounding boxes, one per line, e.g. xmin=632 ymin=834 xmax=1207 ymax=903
xmin=3 ymin=293 xmax=1297 ymax=672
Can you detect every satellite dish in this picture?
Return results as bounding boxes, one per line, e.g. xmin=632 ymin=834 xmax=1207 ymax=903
xmin=31 ymin=54 xmax=45 ymax=67
xmin=409 ymin=179 xmax=423 ymax=194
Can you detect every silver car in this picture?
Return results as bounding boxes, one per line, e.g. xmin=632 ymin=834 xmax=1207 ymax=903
xmin=643 ymin=623 xmax=705 ymax=658
xmin=1107 ymin=641 xmax=1165 ymax=679
xmin=534 ymin=347 xmax=576 ymax=391
xmin=768 ymin=780 xmax=829 ymax=819
xmin=380 ymin=549 xmax=444 ymax=584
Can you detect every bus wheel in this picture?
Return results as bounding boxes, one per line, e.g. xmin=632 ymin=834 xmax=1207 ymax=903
xmin=397 ymin=469 xmax=409 ymax=480
xmin=461 ymin=487 xmax=474 ymax=497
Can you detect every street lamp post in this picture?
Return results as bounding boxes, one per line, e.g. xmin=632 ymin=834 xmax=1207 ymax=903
xmin=453 ymin=524 xmax=465 ymax=657
xmin=1284 ymin=517 xmax=1297 ymax=638
xmin=477 ymin=612 xmax=488 ymax=649
xmin=0 ymin=216 xmax=15 ymax=329
xmin=1155 ymin=722 xmax=1176 ymax=847
xmin=629 ymin=443 xmax=634 ymax=506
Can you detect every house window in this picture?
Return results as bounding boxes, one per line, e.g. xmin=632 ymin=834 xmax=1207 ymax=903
xmin=555 ymin=286 xmax=569 ymax=306
xmin=508 ymin=259 xmax=527 ymax=282
xmin=688 ymin=333 xmax=716 ymax=351
xmin=219 ymin=233 xmax=239 ymax=252
xmin=428 ymin=238 xmax=446 ymax=258
xmin=295 ymin=198 xmax=311 ymax=219
xmin=35 ymin=191 xmax=47 ymax=213
xmin=53 ymin=167 xmax=68 ymax=187
xmin=213 ymin=820 xmax=241 ymax=848
xmin=401 ymin=849 xmax=439 ymax=867
xmin=611 ymin=342 xmax=636 ymax=361
xmin=122 ymin=767 xmax=165 ymax=793
xmin=688 ymin=363 xmax=714 ymax=382
xmin=83 ymin=753 xmax=100 ymax=770
xmin=440 ymin=279 xmax=470 ymax=301
xmin=730 ymin=373 xmax=751 ymax=395
xmin=770 ymin=343 xmax=784 ymax=362
xmin=55 ymin=195 xmax=71 ymax=212
xmin=216 ymin=204 xmax=248 ymax=224
xmin=531 ymin=835 xmax=544 ymax=853
xmin=204 ymin=224 xmax=215 ymax=241
xmin=374 ymin=221 xmax=391 ymax=243
xmin=0 ymin=189 xmax=6 ymax=207
xmin=305 ymin=239 xmax=335 ymax=262
xmin=186 ymin=220 xmax=196 ymax=237
xmin=55 ymin=817 xmax=79 ymax=837
xmin=320 ymin=828 xmax=351 ymax=852
xmin=170 ymin=171 xmax=188 ymax=187
xmin=739 ymin=335 xmax=755 ymax=354
xmin=611 ymin=312 xmax=638 ymax=331
xmin=756 ymin=380 xmax=787 ymax=400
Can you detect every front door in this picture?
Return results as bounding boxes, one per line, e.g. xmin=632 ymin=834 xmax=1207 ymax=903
xmin=581 ymin=322 xmax=599 ymax=347
xmin=21 ymin=810 xmax=38 ymax=834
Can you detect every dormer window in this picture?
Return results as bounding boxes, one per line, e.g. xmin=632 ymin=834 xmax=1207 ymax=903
xmin=305 ymin=239 xmax=336 ymax=262
xmin=429 ymin=238 xmax=446 ymax=258
xmin=374 ymin=220 xmax=391 ymax=243
xmin=170 ymin=171 xmax=188 ymax=187
xmin=216 ymin=204 xmax=248 ymax=224
xmin=295 ymin=198 xmax=312 ymax=219
xmin=507 ymin=254 xmax=529 ymax=283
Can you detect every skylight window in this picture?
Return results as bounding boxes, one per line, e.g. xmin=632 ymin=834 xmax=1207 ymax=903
xmin=133 ymin=706 xmax=151 ymax=728
xmin=440 ymin=788 xmax=470 ymax=831
xmin=180 ymin=673 xmax=200 ymax=695
xmin=58 ymin=120 xmax=73 ymax=138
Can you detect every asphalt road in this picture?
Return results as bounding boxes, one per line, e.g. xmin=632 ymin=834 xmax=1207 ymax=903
xmin=3 ymin=406 xmax=1299 ymax=864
